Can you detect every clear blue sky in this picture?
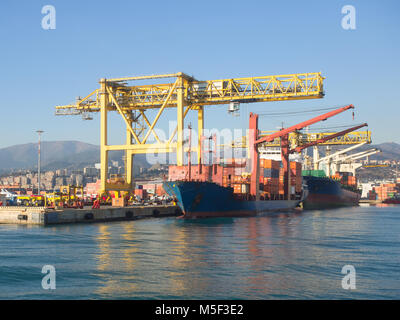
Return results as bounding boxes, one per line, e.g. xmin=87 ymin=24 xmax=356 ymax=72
xmin=0 ymin=0 xmax=399 ymax=148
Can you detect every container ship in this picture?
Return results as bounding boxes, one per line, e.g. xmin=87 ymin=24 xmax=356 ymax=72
xmin=302 ymin=170 xmax=361 ymax=209
xmin=163 ymin=159 xmax=305 ymax=218
xmin=382 ymin=197 xmax=400 ymax=204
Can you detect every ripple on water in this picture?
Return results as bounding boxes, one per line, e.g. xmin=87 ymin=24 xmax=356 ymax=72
xmin=0 ymin=206 xmax=399 ymax=299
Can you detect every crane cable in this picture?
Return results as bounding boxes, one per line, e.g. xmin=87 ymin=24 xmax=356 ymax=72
xmin=258 ymin=106 xmax=346 ymax=117
xmin=305 ymin=123 xmax=366 ymax=132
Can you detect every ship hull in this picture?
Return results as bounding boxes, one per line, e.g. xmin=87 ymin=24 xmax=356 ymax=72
xmin=302 ymin=176 xmax=360 ymax=210
xmin=382 ymin=199 xmax=400 ymax=204
xmin=163 ymin=181 xmax=301 ymax=218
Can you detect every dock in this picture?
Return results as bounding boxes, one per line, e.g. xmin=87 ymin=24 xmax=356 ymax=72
xmin=0 ymin=205 xmax=181 ymax=225
xmin=359 ymin=199 xmax=383 ymax=204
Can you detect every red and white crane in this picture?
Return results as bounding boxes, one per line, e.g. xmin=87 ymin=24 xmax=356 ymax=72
xmin=249 ymin=104 xmax=367 ymax=200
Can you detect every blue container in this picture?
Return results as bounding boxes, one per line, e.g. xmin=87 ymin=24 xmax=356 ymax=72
xmin=262 ymin=168 xmax=279 ymax=178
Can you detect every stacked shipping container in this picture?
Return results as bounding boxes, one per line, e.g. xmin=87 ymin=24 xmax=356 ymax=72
xmin=290 ymin=161 xmax=303 ymax=194
xmin=331 ymin=172 xmax=357 ymax=187
xmin=260 ymin=159 xmax=280 ymax=198
xmin=168 ymin=165 xmax=212 ymax=182
xmin=368 ymin=183 xmax=400 ymax=201
xmin=168 ymin=159 xmax=303 ymax=199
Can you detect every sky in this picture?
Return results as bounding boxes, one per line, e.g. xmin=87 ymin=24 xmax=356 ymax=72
xmin=0 ymin=0 xmax=399 ymax=148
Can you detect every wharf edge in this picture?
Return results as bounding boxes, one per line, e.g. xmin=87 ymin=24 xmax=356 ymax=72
xmin=0 ymin=205 xmax=181 ymax=225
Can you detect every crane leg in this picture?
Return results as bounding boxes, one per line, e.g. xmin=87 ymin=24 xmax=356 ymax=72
xmin=100 ymin=79 xmax=108 ymax=194
xmin=281 ymin=134 xmax=290 ymax=200
xmin=126 ymin=114 xmax=133 ymax=188
xmin=249 ymin=113 xmax=260 ymax=200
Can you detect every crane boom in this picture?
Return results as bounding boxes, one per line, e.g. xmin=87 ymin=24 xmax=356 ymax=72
xmin=255 ymin=104 xmax=354 ymax=145
xmin=316 ymin=142 xmax=368 ymax=163
xmin=292 ymin=123 xmax=368 ymax=153
xmin=350 ymin=150 xmax=381 ymax=161
xmin=334 ymin=148 xmax=380 ymax=163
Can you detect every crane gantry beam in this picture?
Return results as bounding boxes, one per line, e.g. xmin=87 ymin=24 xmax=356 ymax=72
xmin=55 ymin=72 xmax=324 ymax=113
xmin=292 ymin=123 xmax=368 ymax=153
xmin=220 ymin=130 xmax=371 ymax=149
xmin=55 ymin=72 xmax=325 ymax=194
xmin=261 ymin=129 xmax=371 ymax=147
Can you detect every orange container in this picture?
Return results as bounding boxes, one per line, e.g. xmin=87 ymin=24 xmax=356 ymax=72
xmin=260 ymin=159 xmax=280 ymax=169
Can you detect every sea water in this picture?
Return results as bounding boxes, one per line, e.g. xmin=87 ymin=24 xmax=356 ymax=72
xmin=0 ymin=205 xmax=399 ymax=299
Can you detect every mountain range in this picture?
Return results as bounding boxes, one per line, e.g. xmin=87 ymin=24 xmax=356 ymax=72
xmin=369 ymin=142 xmax=400 ymax=161
xmin=0 ymin=141 xmax=150 ymax=173
xmin=0 ymin=140 xmax=399 ymax=173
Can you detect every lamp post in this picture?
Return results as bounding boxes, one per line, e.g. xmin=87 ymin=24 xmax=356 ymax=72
xmin=36 ymin=130 xmax=44 ymax=195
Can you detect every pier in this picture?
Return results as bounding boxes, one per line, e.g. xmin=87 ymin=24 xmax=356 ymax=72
xmin=359 ymin=199 xmax=383 ymax=204
xmin=0 ymin=205 xmax=181 ymax=225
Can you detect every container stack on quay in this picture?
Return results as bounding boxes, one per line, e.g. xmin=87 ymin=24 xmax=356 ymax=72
xmin=368 ymin=183 xmax=400 ymax=201
xmin=134 ymin=185 xmax=147 ymax=199
xmin=85 ymin=179 xmax=167 ymax=201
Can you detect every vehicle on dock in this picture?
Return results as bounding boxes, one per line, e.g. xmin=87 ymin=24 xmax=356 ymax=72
xmin=0 ymin=189 xmax=17 ymax=206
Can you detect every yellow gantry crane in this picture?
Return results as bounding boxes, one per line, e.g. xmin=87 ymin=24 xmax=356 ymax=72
xmin=55 ymin=72 xmax=324 ymax=194
xmin=222 ymin=130 xmax=371 ymax=149
xmin=363 ymin=164 xmax=389 ymax=168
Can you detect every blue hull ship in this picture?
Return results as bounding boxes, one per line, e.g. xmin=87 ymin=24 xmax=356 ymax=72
xmin=163 ymin=181 xmax=302 ymax=218
xmin=302 ymin=176 xmax=360 ymax=210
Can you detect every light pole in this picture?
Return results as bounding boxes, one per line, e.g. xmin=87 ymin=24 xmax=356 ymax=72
xmin=36 ymin=130 xmax=44 ymax=195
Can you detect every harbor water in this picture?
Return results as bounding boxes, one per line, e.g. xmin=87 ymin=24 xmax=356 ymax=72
xmin=0 ymin=205 xmax=399 ymax=299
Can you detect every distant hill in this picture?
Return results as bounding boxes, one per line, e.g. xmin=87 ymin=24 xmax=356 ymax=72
xmin=0 ymin=140 xmax=398 ymax=173
xmin=0 ymin=141 xmax=150 ymax=172
xmin=368 ymin=142 xmax=400 ymax=160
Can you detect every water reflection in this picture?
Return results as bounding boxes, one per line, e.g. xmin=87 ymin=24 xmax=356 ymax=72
xmin=86 ymin=206 xmax=400 ymax=299
xmin=166 ymin=218 xmax=236 ymax=297
xmin=94 ymin=225 xmax=112 ymax=296
xmin=2 ymin=206 xmax=400 ymax=299
xmin=91 ymin=213 xmax=316 ymax=298
xmin=94 ymin=223 xmax=139 ymax=297
xmin=167 ymin=221 xmax=191 ymax=295
xmin=373 ymin=203 xmax=394 ymax=208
